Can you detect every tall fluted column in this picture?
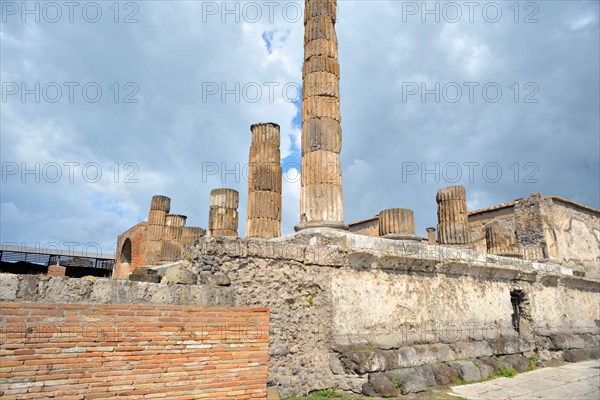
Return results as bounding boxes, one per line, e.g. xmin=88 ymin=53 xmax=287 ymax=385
xmin=145 ymin=195 xmax=170 ymax=265
xmin=379 ymin=208 xmax=420 ymax=241
xmin=436 ymin=186 xmax=470 ymax=245
xmin=246 ymin=123 xmax=282 ymax=238
xmin=209 ymin=189 xmax=239 ymax=237
xmin=297 ymin=0 xmax=346 ymax=231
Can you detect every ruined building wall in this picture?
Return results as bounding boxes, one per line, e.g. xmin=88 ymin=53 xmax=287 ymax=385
xmin=113 ymin=222 xmax=147 ymax=280
xmin=468 ymin=194 xmax=599 ymax=278
xmin=3 ymin=230 xmax=598 ymax=397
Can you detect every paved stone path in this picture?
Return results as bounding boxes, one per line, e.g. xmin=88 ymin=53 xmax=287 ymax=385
xmin=449 ymin=360 xmax=600 ymax=399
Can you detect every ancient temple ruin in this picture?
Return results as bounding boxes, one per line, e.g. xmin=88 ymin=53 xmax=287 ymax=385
xmin=7 ymin=1 xmax=594 ymax=398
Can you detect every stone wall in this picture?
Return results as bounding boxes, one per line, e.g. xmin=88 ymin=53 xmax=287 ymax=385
xmin=0 ymin=284 xmax=267 ymax=399
xmin=113 ymin=222 xmax=147 ymax=279
xmin=184 ymin=229 xmax=600 ymax=396
xmin=2 ymin=227 xmax=598 ymax=397
xmin=469 ymin=194 xmax=599 ymax=278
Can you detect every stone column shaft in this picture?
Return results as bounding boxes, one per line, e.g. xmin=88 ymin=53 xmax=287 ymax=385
xmin=379 ymin=208 xmax=420 ymax=240
xmin=145 ymin=195 xmax=171 ymax=265
xmin=246 ymin=123 xmax=282 ymax=238
xmin=426 ymin=227 xmax=437 ymax=245
xmin=297 ymin=0 xmax=346 ymax=230
xmin=436 ymin=186 xmax=470 ymax=245
xmin=209 ymin=189 xmax=239 ymax=237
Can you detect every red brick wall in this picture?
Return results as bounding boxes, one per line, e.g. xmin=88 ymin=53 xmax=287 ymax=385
xmin=0 ymin=303 xmax=268 ymax=399
xmin=114 ymin=223 xmax=147 ymax=279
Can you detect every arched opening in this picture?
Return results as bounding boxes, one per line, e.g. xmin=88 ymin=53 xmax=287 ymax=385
xmin=120 ymin=238 xmax=132 ymax=264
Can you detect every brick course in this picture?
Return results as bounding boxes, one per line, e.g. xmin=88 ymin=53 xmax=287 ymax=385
xmin=0 ymin=303 xmax=268 ymax=399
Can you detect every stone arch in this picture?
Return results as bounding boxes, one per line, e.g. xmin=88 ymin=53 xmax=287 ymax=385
xmin=120 ymin=238 xmax=132 ymax=264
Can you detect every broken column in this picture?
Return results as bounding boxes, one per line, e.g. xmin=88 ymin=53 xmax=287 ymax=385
xmin=426 ymin=227 xmax=437 ymax=245
xmin=436 ymin=186 xmax=470 ymax=245
xmin=485 ymin=222 xmax=521 ymax=257
xmin=161 ymin=214 xmax=187 ymax=261
xmin=145 ymin=195 xmax=170 ymax=265
xmin=209 ymin=189 xmax=239 ymax=237
xmin=297 ymin=0 xmax=346 ymax=230
xmin=379 ymin=208 xmax=420 ymax=240
xmin=246 ymin=123 xmax=282 ymax=238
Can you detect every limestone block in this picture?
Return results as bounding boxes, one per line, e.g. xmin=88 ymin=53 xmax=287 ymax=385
xmin=247 ymin=191 xmax=282 ymax=220
xmin=436 ymin=185 xmax=467 ymax=202
xmin=209 ymin=188 xmax=239 ymax=210
xmin=361 ymin=374 xmax=398 ymax=397
xmin=147 ymin=224 xmax=164 ymax=241
xmin=162 ymin=266 xmax=197 ymax=285
xmin=166 ymin=214 xmax=187 ymax=227
xmin=303 ymin=71 xmax=339 ymax=98
xmin=150 ymin=195 xmax=171 ymax=212
xmin=209 ymin=207 xmax=239 ymax=232
xmin=304 ymin=15 xmax=337 ymax=43
xmin=301 ymin=151 xmax=342 ymax=186
xmin=486 ymin=221 xmax=521 ymax=256
xmin=248 ymin=163 xmax=282 ymax=193
xmin=250 ymin=122 xmax=280 ymax=143
xmin=437 ymin=199 xmax=468 ymax=222
xmin=446 ymin=361 xmax=481 ymax=382
xmin=304 ymin=0 xmax=337 ymax=24
xmin=148 ymin=210 xmax=167 ymax=225
xmin=249 ymin=142 xmax=280 ymax=164
xmin=302 ymin=117 xmax=342 ymax=154
xmin=302 ymin=95 xmax=341 ymax=122
xmin=303 ymin=55 xmax=340 ymax=77
xmin=305 ymin=38 xmax=338 ymax=60
xmin=300 ymin=183 xmax=344 ymax=223
xmin=379 ymin=208 xmax=416 ymax=237
xmin=160 ymin=240 xmax=184 ymax=261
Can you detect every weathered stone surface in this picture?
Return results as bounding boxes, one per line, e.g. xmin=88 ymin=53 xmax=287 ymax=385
xmin=162 ymin=266 xmax=197 ymax=285
xmin=301 ymin=151 xmax=342 ymax=186
xmin=147 ymin=225 xmax=164 ymax=241
xmin=303 ymin=55 xmax=340 ymax=77
xmin=303 ymin=71 xmax=339 ymax=98
xmin=212 ymin=271 xmax=231 ymax=286
xmin=449 ymin=341 xmax=493 ymax=359
xmin=562 ymin=349 xmax=589 ymax=362
xmin=160 ymin=240 xmax=184 ymax=262
xmin=0 ymin=273 xmax=19 ymax=300
xmin=304 ymin=0 xmax=337 ymax=24
xmin=487 ymin=336 xmax=533 ymax=355
xmin=302 ymin=95 xmax=341 ymax=122
xmin=300 ymin=183 xmax=344 ymax=223
xmin=209 ymin=188 xmax=239 ymax=209
xmin=379 ymin=208 xmax=416 ymax=237
xmin=249 ymin=142 xmax=280 ymax=164
xmin=247 ymin=218 xmax=281 ymax=238
xmin=209 ymin=207 xmax=239 ymax=236
xmin=447 ymin=361 xmax=481 ymax=382
xmin=426 ymin=227 xmax=436 ymax=244
xmin=486 ymin=221 xmax=520 ymax=256
xmin=129 ymin=267 xmax=161 ymax=283
xmin=385 ymin=366 xmax=435 ymax=394
xmin=166 ymin=214 xmax=187 ymax=227
xmin=472 ymin=359 xmax=495 ymax=379
xmin=302 ymin=117 xmax=342 ymax=154
xmin=362 ymin=374 xmax=398 ymax=397
xmin=479 ymin=356 xmax=514 ymax=374
xmin=248 ymin=163 xmax=282 ymax=193
xmin=181 ymin=226 xmax=206 ymax=245
xmin=164 ymin=225 xmax=183 ymax=241
xmin=247 ymin=191 xmax=282 ymax=220
xmin=150 ymin=195 xmax=171 ymax=212
xmin=431 ymin=363 xmax=460 ymax=385
xmin=305 ymin=15 xmax=337 ymax=43
xmin=503 ymin=354 xmax=530 ymax=372
xmin=437 ymin=186 xmax=470 ymax=245
xmin=148 ymin=209 xmax=167 ymax=225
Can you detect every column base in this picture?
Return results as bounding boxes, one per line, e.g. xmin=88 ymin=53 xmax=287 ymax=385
xmin=294 ymin=221 xmax=349 ymax=232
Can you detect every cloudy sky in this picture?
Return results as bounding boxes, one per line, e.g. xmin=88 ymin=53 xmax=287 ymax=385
xmin=1 ymin=0 xmax=598 ymax=256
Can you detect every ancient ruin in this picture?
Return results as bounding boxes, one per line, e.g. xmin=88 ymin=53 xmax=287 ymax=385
xmin=2 ymin=1 xmax=598 ymax=399
xmin=298 ymin=0 xmax=346 ymax=231
xmin=247 ymin=123 xmax=283 ymax=238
